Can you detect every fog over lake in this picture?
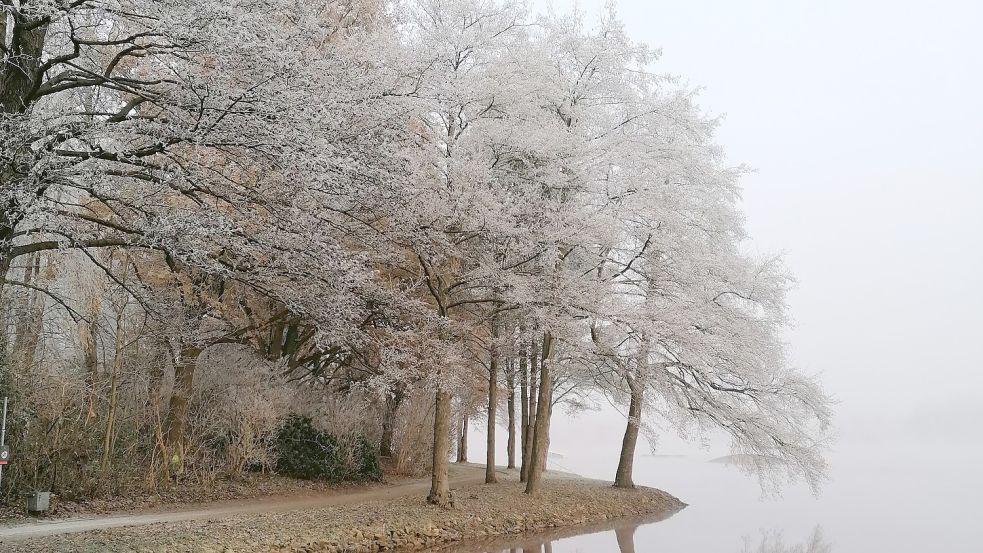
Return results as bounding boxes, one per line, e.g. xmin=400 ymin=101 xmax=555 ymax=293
xmin=465 ymin=2 xmax=983 ymax=551
xmin=465 ymin=406 xmax=982 ymax=552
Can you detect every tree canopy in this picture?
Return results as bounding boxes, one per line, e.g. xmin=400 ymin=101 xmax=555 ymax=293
xmin=0 ymin=0 xmax=830 ymax=505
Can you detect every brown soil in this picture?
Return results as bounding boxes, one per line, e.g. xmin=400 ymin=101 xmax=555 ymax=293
xmin=0 ymin=473 xmax=399 ymax=523
xmin=0 ymin=465 xmax=684 ymax=552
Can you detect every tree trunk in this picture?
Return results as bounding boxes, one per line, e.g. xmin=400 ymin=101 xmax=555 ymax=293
xmin=456 ymin=413 xmax=468 ymax=463
xmin=485 ymin=325 xmax=499 ymax=483
xmin=506 ymin=362 xmax=516 ymax=469
xmin=147 ymin=344 xmax=166 ymax=484
xmin=100 ymin=308 xmax=126 ymax=474
xmin=525 ymin=333 xmax=553 ymax=494
xmin=521 ymin=337 xmax=538 ymax=482
xmin=0 ymin=18 xmax=47 ymax=114
xmin=81 ymin=295 xmax=101 ymax=426
xmin=428 ymin=388 xmax=452 ymax=506
xmin=614 ymin=376 xmax=643 ymax=488
xmin=519 ymin=347 xmax=529 ymax=481
xmin=12 ymin=255 xmax=43 ymax=372
xmin=380 ymin=384 xmax=404 ymax=458
xmin=163 ymin=342 xmax=201 ymax=479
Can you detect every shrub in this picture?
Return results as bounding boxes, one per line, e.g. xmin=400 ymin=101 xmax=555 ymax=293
xmin=273 ymin=415 xmax=381 ymax=482
xmin=274 ymin=415 xmax=341 ymax=480
xmin=351 ymin=434 xmax=382 ymax=482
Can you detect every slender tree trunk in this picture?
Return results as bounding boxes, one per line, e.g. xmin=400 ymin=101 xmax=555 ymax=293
xmin=10 ymin=256 xmax=35 ymax=349
xmin=506 ymin=362 xmax=516 ymax=469
xmin=147 ymin=345 xmax=166 ymax=485
xmin=519 ymin=347 xmax=529 ymax=480
xmin=525 ymin=333 xmax=553 ymax=494
xmin=428 ymin=388 xmax=452 ymax=506
xmin=163 ymin=342 xmax=201 ymax=479
xmin=456 ymin=413 xmax=468 ymax=463
xmin=614 ymin=376 xmax=643 ymax=488
xmin=535 ymin=338 xmax=551 ymax=473
xmin=485 ymin=322 xmax=499 ymax=483
xmin=100 ymin=308 xmax=126 ymax=474
xmin=12 ymin=255 xmax=44 ymax=372
xmin=80 ymin=295 xmax=101 ymax=427
xmin=521 ymin=337 xmax=538 ymax=482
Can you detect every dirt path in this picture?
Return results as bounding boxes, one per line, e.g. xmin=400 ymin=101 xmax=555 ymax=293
xmin=0 ymin=465 xmax=492 ymax=541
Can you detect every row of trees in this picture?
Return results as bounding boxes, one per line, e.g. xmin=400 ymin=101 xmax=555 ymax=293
xmin=0 ymin=0 xmax=831 ymax=505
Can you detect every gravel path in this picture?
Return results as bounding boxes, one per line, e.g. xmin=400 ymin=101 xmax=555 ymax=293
xmin=0 ymin=465 xmax=489 ymax=541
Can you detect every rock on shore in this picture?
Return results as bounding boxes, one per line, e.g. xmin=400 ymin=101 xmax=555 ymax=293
xmin=9 ymin=480 xmax=685 ymax=552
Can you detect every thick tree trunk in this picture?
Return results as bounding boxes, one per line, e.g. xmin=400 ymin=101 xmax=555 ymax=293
xmin=0 ymin=19 xmax=47 ymax=114
xmin=163 ymin=343 xmax=201 ymax=479
xmin=525 ymin=333 xmax=553 ymax=494
xmin=456 ymin=413 xmax=468 ymax=463
xmin=485 ymin=327 xmax=499 ymax=483
xmin=614 ymin=377 xmax=643 ymax=488
xmin=380 ymin=384 xmax=404 ymax=458
xmin=506 ymin=363 xmax=516 ymax=469
xmin=428 ymin=388 xmax=453 ymax=506
xmin=0 ymin=15 xmax=49 ymax=351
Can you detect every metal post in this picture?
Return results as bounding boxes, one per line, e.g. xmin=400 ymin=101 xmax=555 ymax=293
xmin=0 ymin=396 xmax=7 ymax=489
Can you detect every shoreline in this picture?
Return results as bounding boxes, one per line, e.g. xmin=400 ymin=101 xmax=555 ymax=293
xmin=3 ymin=467 xmax=685 ymax=552
xmin=419 ymin=509 xmax=681 ymax=553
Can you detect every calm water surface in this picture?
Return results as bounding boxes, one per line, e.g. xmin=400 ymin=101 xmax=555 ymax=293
xmin=441 ymin=441 xmax=981 ymax=552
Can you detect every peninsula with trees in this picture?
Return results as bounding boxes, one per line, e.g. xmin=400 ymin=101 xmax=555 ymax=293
xmin=0 ymin=0 xmax=830 ymax=550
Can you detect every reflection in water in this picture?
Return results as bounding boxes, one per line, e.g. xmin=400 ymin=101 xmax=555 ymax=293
xmin=421 ymin=519 xmax=830 ymax=553
xmin=741 ymin=527 xmax=831 ymax=553
xmin=432 ymin=519 xmax=644 ymax=553
xmin=419 ymin=515 xmax=658 ymax=553
xmin=614 ymin=525 xmax=637 ymax=553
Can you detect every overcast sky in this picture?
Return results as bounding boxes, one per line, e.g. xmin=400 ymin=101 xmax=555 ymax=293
xmin=529 ymin=0 xmax=983 ymax=455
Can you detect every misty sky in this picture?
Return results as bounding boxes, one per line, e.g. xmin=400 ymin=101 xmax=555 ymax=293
xmin=528 ymin=0 xmax=983 ymax=455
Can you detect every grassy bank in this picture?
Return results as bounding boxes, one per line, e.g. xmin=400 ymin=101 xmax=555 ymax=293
xmin=8 ymin=476 xmax=684 ymax=552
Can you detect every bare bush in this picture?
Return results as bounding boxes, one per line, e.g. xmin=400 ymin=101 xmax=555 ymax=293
xmin=187 ymin=345 xmax=295 ymax=479
xmin=390 ymin=387 xmax=435 ymax=477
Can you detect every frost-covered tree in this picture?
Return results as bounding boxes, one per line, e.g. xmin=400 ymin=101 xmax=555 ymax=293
xmin=0 ymin=0 xmax=390 ymax=342
xmin=350 ymin=0 xmax=571 ymax=504
xmin=534 ymin=6 xmax=833 ymax=492
xmin=0 ymin=0 xmax=832 ymax=505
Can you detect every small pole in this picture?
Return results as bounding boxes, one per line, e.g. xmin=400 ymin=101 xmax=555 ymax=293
xmin=0 ymin=396 xmax=7 ymax=490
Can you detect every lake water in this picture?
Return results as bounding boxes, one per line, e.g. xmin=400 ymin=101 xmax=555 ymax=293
xmin=462 ymin=417 xmax=982 ymax=552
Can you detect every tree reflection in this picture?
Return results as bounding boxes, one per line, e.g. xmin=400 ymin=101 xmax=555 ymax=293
xmin=741 ymin=527 xmax=831 ymax=553
xmin=507 ymin=522 xmax=640 ymax=553
xmin=493 ymin=524 xmax=829 ymax=553
xmin=614 ymin=524 xmax=637 ymax=553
